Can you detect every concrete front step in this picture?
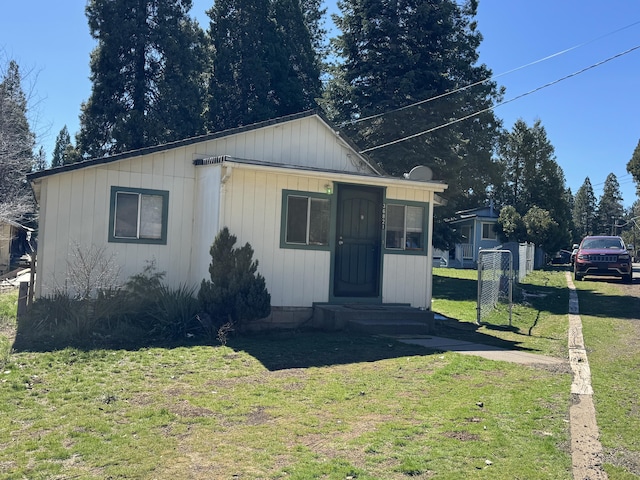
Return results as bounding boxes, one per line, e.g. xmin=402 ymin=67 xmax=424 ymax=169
xmin=312 ymin=304 xmax=434 ymax=335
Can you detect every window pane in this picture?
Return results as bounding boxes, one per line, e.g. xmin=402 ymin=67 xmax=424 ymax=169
xmin=405 ymin=206 xmax=424 ymax=249
xmin=460 ymin=225 xmax=472 ymax=242
xmin=114 ymin=192 xmax=139 ymax=238
xmin=309 ymin=198 xmax=330 ymax=245
xmin=286 ymin=196 xmax=308 ymax=244
xmin=385 ymin=204 xmax=404 ymax=249
xmin=140 ymin=194 xmax=164 ymax=239
xmin=482 ymin=223 xmax=496 ymax=240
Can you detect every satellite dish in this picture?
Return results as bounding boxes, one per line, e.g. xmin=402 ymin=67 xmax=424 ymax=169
xmin=406 ymin=165 xmax=433 ymax=181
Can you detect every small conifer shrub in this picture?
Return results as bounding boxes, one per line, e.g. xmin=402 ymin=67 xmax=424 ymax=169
xmin=198 ymin=227 xmax=271 ymax=331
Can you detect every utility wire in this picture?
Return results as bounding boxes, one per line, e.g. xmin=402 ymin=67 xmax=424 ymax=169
xmin=344 ymin=19 xmax=640 ymax=127
xmin=360 ymin=44 xmax=640 ymax=154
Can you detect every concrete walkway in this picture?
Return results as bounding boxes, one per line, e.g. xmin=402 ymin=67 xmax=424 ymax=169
xmin=397 ymin=335 xmax=564 ymax=365
xmin=565 ymin=272 xmax=607 ymax=479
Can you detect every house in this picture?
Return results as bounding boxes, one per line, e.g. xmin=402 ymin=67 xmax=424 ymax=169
xmin=0 ymin=218 xmax=34 ymax=275
xmin=447 ymin=202 xmax=501 ymax=268
xmin=27 ymin=111 xmax=447 ymax=327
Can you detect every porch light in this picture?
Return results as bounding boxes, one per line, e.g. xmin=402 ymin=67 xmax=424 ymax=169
xmin=324 ymin=183 xmax=333 ymax=194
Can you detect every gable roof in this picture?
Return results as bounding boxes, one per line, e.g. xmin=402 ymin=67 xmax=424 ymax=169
xmin=27 ymin=110 xmax=383 ymax=182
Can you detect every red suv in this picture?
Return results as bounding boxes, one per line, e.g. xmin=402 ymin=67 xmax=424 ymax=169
xmin=573 ymin=235 xmax=633 ymax=283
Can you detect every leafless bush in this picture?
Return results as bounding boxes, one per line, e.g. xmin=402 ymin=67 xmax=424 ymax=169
xmin=62 ymin=243 xmax=121 ymax=300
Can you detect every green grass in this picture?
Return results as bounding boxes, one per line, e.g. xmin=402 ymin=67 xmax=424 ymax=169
xmin=434 ymin=267 xmax=640 ymax=478
xmin=0 ymin=290 xmax=18 ymax=370
xmin=0 ymin=336 xmax=573 ymax=479
xmin=433 ymin=267 xmax=570 ymax=358
xmin=1 ymin=268 xmax=638 ymax=478
xmin=572 ymin=278 xmax=640 ymax=478
xmin=0 ymin=285 xmax=575 ymax=479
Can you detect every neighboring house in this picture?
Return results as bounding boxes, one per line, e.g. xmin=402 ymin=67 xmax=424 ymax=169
xmin=27 ymin=111 xmax=447 ymax=326
xmin=447 ymin=203 xmax=501 ymax=268
xmin=0 ymin=218 xmax=33 ymax=275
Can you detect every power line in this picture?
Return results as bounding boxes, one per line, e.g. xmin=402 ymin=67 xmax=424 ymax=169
xmin=592 ymin=173 xmax=633 ymax=187
xmin=360 ymin=44 xmax=640 ymax=154
xmin=343 ymin=19 xmax=640 ymax=127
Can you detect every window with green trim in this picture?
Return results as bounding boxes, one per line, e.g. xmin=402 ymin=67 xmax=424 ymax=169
xmin=281 ymin=191 xmax=330 ymax=248
xmin=109 ymin=186 xmax=169 ymax=244
xmin=385 ymin=203 xmax=425 ymax=251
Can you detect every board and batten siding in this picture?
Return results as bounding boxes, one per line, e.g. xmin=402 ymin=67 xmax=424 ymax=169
xmin=35 ymin=147 xmax=198 ymax=298
xmin=212 ymin=166 xmax=331 ymax=307
xmin=0 ymin=222 xmax=12 ymax=271
xmin=383 ymin=186 xmax=437 ymax=308
xmin=192 ymin=115 xmax=368 ymax=174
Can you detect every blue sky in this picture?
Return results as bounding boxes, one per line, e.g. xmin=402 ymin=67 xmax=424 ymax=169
xmin=1 ymin=0 xmax=639 ymax=207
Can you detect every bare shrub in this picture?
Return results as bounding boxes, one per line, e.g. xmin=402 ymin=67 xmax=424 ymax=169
xmin=62 ymin=243 xmax=121 ymax=300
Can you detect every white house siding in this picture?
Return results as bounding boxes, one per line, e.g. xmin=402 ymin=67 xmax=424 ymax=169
xmin=35 ymin=148 xmax=198 ymax=297
xmin=192 ymin=116 xmax=369 ymax=173
xmin=382 ymin=255 xmax=429 ymax=307
xmin=0 ymin=222 xmax=11 ymax=271
xmin=382 ymin=185 xmax=436 ymax=308
xmin=192 ymin=165 xmax=223 ymax=286
xmin=215 ymin=166 xmax=331 ymax=308
xmin=32 ymin=114 xmax=447 ymax=314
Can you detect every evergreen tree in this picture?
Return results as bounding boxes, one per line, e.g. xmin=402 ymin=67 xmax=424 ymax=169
xmin=619 ymin=200 xmax=640 ymax=250
xmin=300 ymin=0 xmax=329 ymax=70
xmin=52 ymin=125 xmax=72 ymax=167
xmin=573 ymin=177 xmax=597 ymax=239
xmin=0 ymin=60 xmax=36 ymax=220
xmin=198 ymin=227 xmax=271 ymax=330
xmin=206 ymin=0 xmax=321 ymax=131
xmin=494 ymin=119 xmax=571 ymax=249
xmin=627 ymin=139 xmax=640 ymax=198
xmin=78 ymin=0 xmax=207 ymax=158
xmin=324 ymin=0 xmax=502 ymax=248
xmin=64 ymin=144 xmax=82 ymax=165
xmin=34 ymin=146 xmax=47 ymax=171
xmin=596 ymin=173 xmax=624 ymax=235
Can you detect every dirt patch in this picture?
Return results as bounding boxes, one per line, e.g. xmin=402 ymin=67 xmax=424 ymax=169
xmin=602 ymin=448 xmax=640 ymax=476
xmin=443 ymin=431 xmax=480 ymax=441
xmin=169 ymin=400 xmax=215 ymax=419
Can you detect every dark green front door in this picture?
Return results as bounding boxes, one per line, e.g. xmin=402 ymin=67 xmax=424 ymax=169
xmin=333 ymin=184 xmax=383 ymax=298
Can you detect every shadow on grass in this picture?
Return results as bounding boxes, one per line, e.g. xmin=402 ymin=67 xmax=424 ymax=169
xmin=432 ymin=275 xmax=477 ymax=302
xmin=10 ymin=327 xmax=451 ymax=371
xmin=573 ymin=278 xmax=640 ymax=320
xmin=12 ymin=319 xmax=539 ymax=371
xmin=433 ymin=316 xmax=547 ymax=354
xmin=433 ymin=267 xmax=571 ymax=317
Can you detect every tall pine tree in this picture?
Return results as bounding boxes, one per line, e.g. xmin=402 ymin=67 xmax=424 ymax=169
xmin=596 ymin=173 xmax=624 ymax=235
xmin=494 ymin=119 xmax=571 ymax=251
xmin=573 ymin=177 xmax=597 ymax=239
xmin=324 ymin=0 xmax=502 ymax=248
xmin=300 ymin=0 xmax=329 ymax=70
xmin=626 ymin=139 xmax=640 ymax=199
xmin=51 ymin=125 xmax=72 ymax=167
xmin=206 ymin=0 xmax=322 ymax=131
xmin=78 ymin=0 xmax=207 ymax=158
xmin=0 ymin=60 xmax=36 ymax=220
